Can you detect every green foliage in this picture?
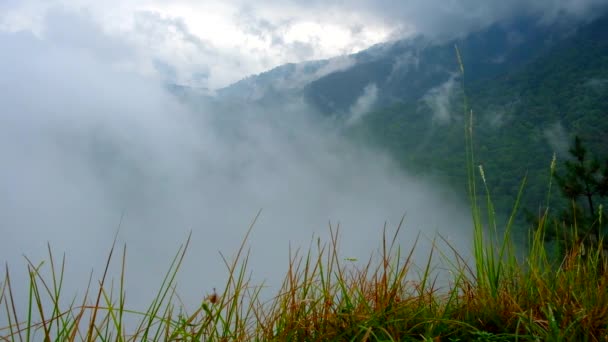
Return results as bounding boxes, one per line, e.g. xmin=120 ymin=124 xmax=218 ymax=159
xmin=554 ymin=136 xmax=608 ymax=230
xmin=346 ymin=13 xmax=608 ymax=233
xmin=532 ymin=136 xmax=608 ymax=262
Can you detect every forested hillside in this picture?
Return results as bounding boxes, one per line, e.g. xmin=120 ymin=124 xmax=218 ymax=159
xmin=346 ymin=13 xmax=608 ymax=225
xmin=212 ymin=11 xmax=608 ymax=229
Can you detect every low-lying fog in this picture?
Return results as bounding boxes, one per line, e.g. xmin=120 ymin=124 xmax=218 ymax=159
xmin=0 ymin=29 xmax=472 ymax=315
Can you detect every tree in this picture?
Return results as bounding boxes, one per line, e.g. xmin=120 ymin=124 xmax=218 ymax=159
xmin=554 ymin=136 xmax=608 ymax=240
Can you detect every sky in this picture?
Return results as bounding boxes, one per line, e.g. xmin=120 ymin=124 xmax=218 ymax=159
xmin=1 ymin=0 xmax=606 ymax=89
xmin=1 ymin=0 xmax=607 ymax=326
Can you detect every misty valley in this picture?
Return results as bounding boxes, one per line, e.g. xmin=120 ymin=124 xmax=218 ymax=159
xmin=1 ymin=3 xmax=608 ymax=340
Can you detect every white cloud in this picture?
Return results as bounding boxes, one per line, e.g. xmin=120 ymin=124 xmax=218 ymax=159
xmin=388 ymin=49 xmax=422 ymax=83
xmin=314 ymin=55 xmax=357 ymax=79
xmin=485 ymin=109 xmax=509 ymax=128
xmin=2 ymin=0 xmax=605 ymax=89
xmin=544 ymin=121 xmax=569 ymax=156
xmin=347 ymin=83 xmax=378 ymax=125
xmin=0 ymin=1 xmax=392 ymax=89
xmin=423 ymin=74 xmax=459 ymax=124
xmin=277 ymin=55 xmax=357 ymax=90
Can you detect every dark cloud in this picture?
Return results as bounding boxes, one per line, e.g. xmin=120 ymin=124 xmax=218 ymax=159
xmin=250 ymin=0 xmax=608 ymax=38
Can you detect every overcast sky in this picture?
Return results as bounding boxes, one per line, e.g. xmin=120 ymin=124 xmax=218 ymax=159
xmin=2 ymin=0 xmax=606 ymax=89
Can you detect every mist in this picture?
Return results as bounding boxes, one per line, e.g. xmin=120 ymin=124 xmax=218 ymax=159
xmin=347 ymin=83 xmax=378 ymax=125
xmin=423 ymin=74 xmax=458 ymax=124
xmin=0 ymin=23 xmax=472 ymax=316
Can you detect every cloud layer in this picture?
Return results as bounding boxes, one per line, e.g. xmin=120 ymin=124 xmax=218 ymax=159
xmin=3 ymin=1 xmax=605 ymax=90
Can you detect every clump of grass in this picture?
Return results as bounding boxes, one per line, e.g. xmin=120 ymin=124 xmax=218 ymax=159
xmin=2 ymin=200 xmax=607 ymax=341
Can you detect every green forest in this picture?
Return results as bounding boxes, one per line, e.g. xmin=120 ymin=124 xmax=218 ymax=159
xmin=347 ymin=13 xmax=608 ymax=237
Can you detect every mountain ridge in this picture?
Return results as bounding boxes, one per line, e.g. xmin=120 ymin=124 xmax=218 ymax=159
xmin=205 ymin=11 xmax=608 ymax=223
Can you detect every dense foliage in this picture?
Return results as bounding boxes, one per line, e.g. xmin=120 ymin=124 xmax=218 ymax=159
xmin=346 ymin=13 xmax=608 ymax=232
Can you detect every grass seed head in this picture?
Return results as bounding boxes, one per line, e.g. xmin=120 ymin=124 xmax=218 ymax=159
xmin=206 ymin=287 xmax=218 ymax=305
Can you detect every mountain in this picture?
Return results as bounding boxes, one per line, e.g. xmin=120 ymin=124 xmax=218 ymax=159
xmin=352 ymin=12 xmax=608 ymax=221
xmin=215 ymin=11 xmax=608 ymax=223
xmin=219 ymin=15 xmax=579 ymax=113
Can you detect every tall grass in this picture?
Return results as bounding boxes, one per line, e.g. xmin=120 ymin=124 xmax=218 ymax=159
xmin=2 ymin=55 xmax=608 ymax=340
xmin=3 ymin=199 xmax=606 ymax=341
xmin=2 ymin=176 xmax=608 ymax=341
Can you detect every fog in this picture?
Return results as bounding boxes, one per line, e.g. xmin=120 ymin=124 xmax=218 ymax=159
xmin=347 ymin=83 xmax=378 ymax=125
xmin=0 ymin=26 xmax=472 ymax=317
xmin=423 ymin=74 xmax=459 ymax=124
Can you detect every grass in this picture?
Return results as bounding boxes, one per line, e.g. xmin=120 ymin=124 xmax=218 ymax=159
xmin=2 ymin=199 xmax=607 ymax=341
xmin=2 ymin=53 xmax=608 ymax=341
xmin=2 ymin=157 xmax=607 ymax=341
